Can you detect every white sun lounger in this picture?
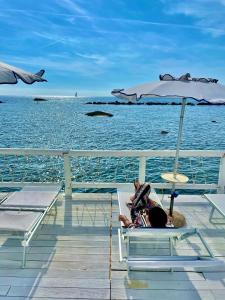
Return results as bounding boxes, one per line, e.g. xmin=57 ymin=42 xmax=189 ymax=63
xmin=203 ymin=194 xmax=225 ymax=224
xmin=0 ymin=184 xmax=61 ymax=267
xmin=117 ymin=186 xmax=221 ymax=270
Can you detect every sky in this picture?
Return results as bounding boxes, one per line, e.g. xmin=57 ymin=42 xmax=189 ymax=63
xmin=1 ymin=0 xmax=225 ymax=96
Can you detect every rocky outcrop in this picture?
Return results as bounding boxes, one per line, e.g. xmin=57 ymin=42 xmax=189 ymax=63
xmin=85 ymin=111 xmax=113 ymax=117
xmin=33 ymin=98 xmax=48 ymax=101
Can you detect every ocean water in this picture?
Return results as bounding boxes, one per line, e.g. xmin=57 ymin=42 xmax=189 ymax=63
xmin=1 ymin=96 xmax=225 ymax=150
xmin=0 ymin=96 xmax=225 ymax=186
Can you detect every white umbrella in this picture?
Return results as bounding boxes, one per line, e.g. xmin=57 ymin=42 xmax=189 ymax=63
xmin=0 ymin=61 xmax=47 ymax=84
xmin=112 ymin=73 xmax=225 ymax=216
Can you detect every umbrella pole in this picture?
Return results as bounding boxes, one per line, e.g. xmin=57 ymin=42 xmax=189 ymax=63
xmin=169 ymin=97 xmax=187 ymax=216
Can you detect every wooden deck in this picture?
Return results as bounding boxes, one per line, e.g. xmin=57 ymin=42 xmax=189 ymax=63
xmin=0 ymin=192 xmax=225 ymax=299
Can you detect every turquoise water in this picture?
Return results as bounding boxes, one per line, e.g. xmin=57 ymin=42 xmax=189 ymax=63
xmin=0 ymin=96 xmax=224 ymax=186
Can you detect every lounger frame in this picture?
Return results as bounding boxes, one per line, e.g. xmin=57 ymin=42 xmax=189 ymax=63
xmin=0 ymin=184 xmax=61 ymax=267
xmin=118 ymin=227 xmax=219 ymax=270
xmin=117 ymin=187 xmax=221 ymax=270
xmin=203 ymin=194 xmax=225 ymax=224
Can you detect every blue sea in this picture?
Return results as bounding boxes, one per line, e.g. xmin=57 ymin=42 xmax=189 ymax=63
xmin=0 ymin=96 xmax=225 ymax=187
xmin=1 ymin=96 xmax=225 ymax=150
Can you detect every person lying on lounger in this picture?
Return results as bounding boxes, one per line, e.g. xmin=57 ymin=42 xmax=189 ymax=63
xmin=119 ymin=206 xmax=168 ymax=228
xmin=119 ymin=180 xmax=171 ymax=228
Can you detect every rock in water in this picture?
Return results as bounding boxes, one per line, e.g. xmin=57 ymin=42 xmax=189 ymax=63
xmin=85 ymin=111 xmax=113 ymax=117
xmin=33 ymin=98 xmax=48 ymax=101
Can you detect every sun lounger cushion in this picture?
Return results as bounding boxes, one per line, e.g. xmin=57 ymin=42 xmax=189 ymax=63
xmin=0 ymin=210 xmax=42 ymax=232
xmin=1 ymin=191 xmax=59 ymax=208
xmin=22 ymin=184 xmax=61 ymax=192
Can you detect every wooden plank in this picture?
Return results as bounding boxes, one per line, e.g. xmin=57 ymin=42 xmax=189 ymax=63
xmin=0 ymin=286 xmax=10 ymax=296
xmin=0 ymin=260 xmax=110 ymax=270
xmin=0 ymin=297 xmax=25 ymax=300
xmin=1 ymin=240 xmax=109 ymax=248
xmin=39 ymin=227 xmax=110 ymax=235
xmin=211 ymin=289 xmax=225 ymax=300
xmin=0 ymin=277 xmax=110 ymax=288
xmin=202 ymin=272 xmax=225 ymax=280
xmin=111 ymin=289 xmax=215 ymax=300
xmin=111 ymin=279 xmax=225 ymax=290
xmin=8 ymin=286 xmax=110 ymax=299
xmin=0 ymin=246 xmax=109 ymax=254
xmin=43 ymin=221 xmax=110 ymax=226
xmin=33 ymin=238 xmax=109 ymax=246
xmin=0 ymin=253 xmax=110 ymax=262
xmin=111 ymin=271 xmax=204 ymax=281
xmin=0 ymin=269 xmax=109 ymax=279
xmin=35 ymin=234 xmax=109 ymax=241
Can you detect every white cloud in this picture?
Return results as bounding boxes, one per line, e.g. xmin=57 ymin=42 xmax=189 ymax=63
xmin=163 ymin=0 xmax=225 ymax=37
xmin=55 ymin=0 xmax=89 ymax=17
xmin=75 ymin=52 xmax=107 ymax=65
xmin=0 ymin=54 xmax=109 ymax=78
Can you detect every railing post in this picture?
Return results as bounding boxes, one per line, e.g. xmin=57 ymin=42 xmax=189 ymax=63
xmin=218 ymin=154 xmax=225 ymax=193
xmin=139 ymin=157 xmax=146 ymax=183
xmin=63 ymin=151 xmax=72 ymax=199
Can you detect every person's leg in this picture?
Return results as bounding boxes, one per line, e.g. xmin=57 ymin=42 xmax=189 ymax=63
xmin=130 ymin=179 xmax=141 ymax=202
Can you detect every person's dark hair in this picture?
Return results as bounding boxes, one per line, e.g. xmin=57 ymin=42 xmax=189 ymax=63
xmin=148 ymin=206 xmax=167 ymax=228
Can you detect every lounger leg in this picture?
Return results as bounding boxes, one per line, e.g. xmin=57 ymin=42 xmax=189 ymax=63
xmin=169 ymin=237 xmax=174 ymax=273
xmin=127 ymin=236 xmax=131 ymax=271
xmin=209 ymin=207 xmax=215 ymax=223
xmin=209 ymin=207 xmax=225 ymax=224
xmin=169 ymin=237 xmax=173 ymax=256
xmin=118 ymin=228 xmax=123 ymax=262
xmin=197 ymin=230 xmax=214 ymax=258
xmin=53 ymin=203 xmax=58 ymax=223
xmin=22 ymin=246 xmax=26 ymax=268
xmin=22 ymin=238 xmax=28 ymax=268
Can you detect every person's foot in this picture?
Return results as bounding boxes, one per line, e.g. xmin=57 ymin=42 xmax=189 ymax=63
xmin=134 ymin=179 xmax=141 ymax=191
xmin=119 ymin=215 xmax=132 ymax=227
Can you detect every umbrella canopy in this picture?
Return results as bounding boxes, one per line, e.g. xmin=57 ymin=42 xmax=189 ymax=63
xmin=0 ymin=61 xmax=47 ymax=85
xmin=112 ymin=73 xmax=225 ymax=216
xmin=112 ymin=73 xmax=225 ymax=103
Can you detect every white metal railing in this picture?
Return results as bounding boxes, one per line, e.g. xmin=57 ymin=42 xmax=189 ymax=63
xmin=0 ymin=148 xmax=225 ymax=199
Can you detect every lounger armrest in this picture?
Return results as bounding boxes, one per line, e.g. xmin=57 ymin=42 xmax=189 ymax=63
xmin=123 ymin=227 xmax=197 ymax=239
xmin=127 ymin=256 xmax=223 ymax=269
